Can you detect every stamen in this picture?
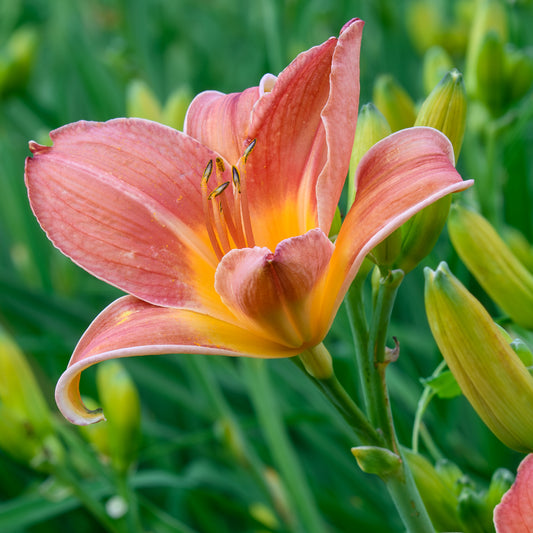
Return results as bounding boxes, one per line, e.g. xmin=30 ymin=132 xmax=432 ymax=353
xmin=201 ymin=169 xmax=224 ymax=260
xmin=209 ymin=195 xmax=231 ymax=253
xmin=232 ymin=166 xmax=241 ymax=193
xmin=208 ymin=181 xmax=230 ymax=199
xmin=235 ymin=164 xmax=255 ymax=247
xmin=215 ymin=157 xmax=225 ymax=173
xmin=244 ymin=139 xmax=256 ymax=163
xmin=203 ymin=160 xmax=213 ymax=182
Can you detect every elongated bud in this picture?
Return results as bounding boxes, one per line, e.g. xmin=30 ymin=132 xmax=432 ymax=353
xmin=96 ymin=361 xmax=141 ymax=473
xmin=162 ymin=87 xmax=192 ymax=131
xmin=475 ymin=31 xmax=506 ymax=112
xmin=404 ymin=450 xmax=462 ymax=532
xmin=423 ymin=46 xmax=454 ymax=96
xmin=348 ymin=103 xmax=391 ymax=207
xmin=0 ymin=330 xmax=62 ymax=469
xmin=126 ymin=79 xmax=163 ymax=122
xmin=406 ymin=0 xmax=443 ymax=54
xmin=448 ymin=205 xmax=533 ymax=329
xmin=424 ymin=262 xmax=533 ymax=452
xmin=415 ymin=69 xmax=466 ymax=162
xmin=502 ymin=226 xmax=533 ymax=273
xmin=465 ymin=0 xmax=508 ymax=96
xmin=373 ymin=75 xmax=416 ymax=132
xmin=0 ymin=26 xmax=38 ymax=97
xmin=351 ymin=446 xmax=402 ymax=478
xmin=486 ymin=468 xmax=515 ymax=512
xmin=504 ymin=45 xmax=533 ymax=104
xmin=458 ymin=488 xmax=490 ymax=533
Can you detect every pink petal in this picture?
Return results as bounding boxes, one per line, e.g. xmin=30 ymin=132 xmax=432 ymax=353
xmin=214 ymin=229 xmax=334 ymax=348
xmin=183 ymin=86 xmax=260 ymax=165
xmin=183 ymin=20 xmax=363 ymax=250
xmin=56 ymin=295 xmax=299 ymax=425
xmin=494 ymin=454 xmax=533 ymax=532
xmin=26 ymin=119 xmax=230 ymax=315
xmin=325 ymin=127 xmax=473 ymax=317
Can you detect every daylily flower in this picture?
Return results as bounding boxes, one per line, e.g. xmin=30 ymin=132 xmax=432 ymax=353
xmin=25 ymin=19 xmax=472 ymax=425
xmin=494 ymin=454 xmax=533 ymax=532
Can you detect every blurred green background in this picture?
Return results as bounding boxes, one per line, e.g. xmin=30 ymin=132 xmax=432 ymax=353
xmin=1 ymin=0 xmax=533 ymax=531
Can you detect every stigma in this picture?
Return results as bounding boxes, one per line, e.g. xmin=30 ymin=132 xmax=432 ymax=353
xmin=201 ymin=140 xmax=256 ymax=261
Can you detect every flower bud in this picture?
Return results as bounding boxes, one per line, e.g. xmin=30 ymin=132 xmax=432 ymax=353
xmin=465 ymin=0 xmax=508 ymax=97
xmin=96 ymin=361 xmax=141 ymax=473
xmin=486 ymin=468 xmax=515 ymax=512
xmin=351 ymin=446 xmax=402 ymax=478
xmin=0 ymin=26 xmax=38 ymax=98
xmin=458 ymin=487 xmax=491 ymax=533
xmin=348 ymin=103 xmax=391 ymax=207
xmin=404 ymin=450 xmax=462 ymax=531
xmin=373 ymin=75 xmax=416 ymax=132
xmin=504 ymin=46 xmax=533 ymax=104
xmin=448 ymin=205 xmax=533 ymax=329
xmin=424 ymin=262 xmax=533 ymax=452
xmin=406 ymin=0 xmax=443 ymax=54
xmin=126 ymin=79 xmax=163 ymax=122
xmin=415 ymin=69 xmax=466 ymax=162
xmin=422 ymin=46 xmax=454 ymax=96
xmin=0 ymin=330 xmax=61 ymax=469
xmin=502 ymin=226 xmax=533 ymax=273
xmin=162 ymin=87 xmax=192 ymax=131
xmin=474 ymin=31 xmax=506 ymax=112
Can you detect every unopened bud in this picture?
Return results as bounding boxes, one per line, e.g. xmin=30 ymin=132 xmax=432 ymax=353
xmin=415 ymin=69 xmax=466 ymax=161
xmin=448 ymin=205 xmax=533 ymax=329
xmin=96 ymin=361 xmax=141 ymax=473
xmin=425 ymin=262 xmax=533 ymax=452
xmin=475 ymin=31 xmax=506 ymax=112
xmin=351 ymin=446 xmax=402 ymax=478
xmin=373 ymin=75 xmax=416 ymax=132
xmin=423 ymin=46 xmax=454 ymax=96
xmin=162 ymin=87 xmax=192 ymax=131
xmin=504 ymin=45 xmax=533 ymax=104
xmin=299 ymin=342 xmax=333 ymax=380
xmin=404 ymin=450 xmax=462 ymax=532
xmin=458 ymin=488 xmax=491 ymax=533
xmin=126 ymin=79 xmax=163 ymax=122
xmin=348 ymin=103 xmax=391 ymax=207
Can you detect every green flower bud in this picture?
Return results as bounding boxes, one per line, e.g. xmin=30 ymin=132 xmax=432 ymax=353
xmin=126 ymin=79 xmax=163 ymax=122
xmin=485 ymin=468 xmax=514 ymax=512
xmin=422 ymin=46 xmax=454 ymax=96
xmin=394 ymin=195 xmax=452 ymax=274
xmin=457 ymin=487 xmax=490 ymax=533
xmin=0 ymin=330 xmax=62 ymax=469
xmin=0 ymin=26 xmax=38 ymax=97
xmin=406 ymin=0 xmax=443 ymax=54
xmin=425 ymin=262 xmax=533 ymax=452
xmin=448 ymin=205 xmax=533 ymax=329
xmin=415 ymin=69 xmax=467 ymax=162
xmin=504 ymin=45 xmax=533 ymax=104
xmin=351 ymin=446 xmax=402 ymax=478
xmin=348 ymin=103 xmax=391 ymax=207
xmin=373 ymin=75 xmax=417 ymax=132
xmin=502 ymin=226 xmax=533 ymax=273
xmin=404 ymin=450 xmax=462 ymax=532
xmin=475 ymin=31 xmax=506 ymax=112
xmin=96 ymin=361 xmax=141 ymax=473
xmin=465 ymin=0 xmax=508 ymax=97
xmin=162 ymin=87 xmax=192 ymax=131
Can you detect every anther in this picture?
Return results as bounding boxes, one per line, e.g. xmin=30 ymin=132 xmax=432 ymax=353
xmin=215 ymin=157 xmax=225 ymax=173
xmin=232 ymin=167 xmax=241 ymax=193
xmin=244 ymin=139 xmax=256 ymax=162
xmin=202 ymin=160 xmax=213 ymax=182
xmin=208 ymin=181 xmax=230 ymax=200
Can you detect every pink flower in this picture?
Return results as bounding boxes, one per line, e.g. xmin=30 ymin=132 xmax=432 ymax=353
xmin=25 ymin=19 xmax=471 ymax=424
xmin=494 ymin=454 xmax=533 ymax=532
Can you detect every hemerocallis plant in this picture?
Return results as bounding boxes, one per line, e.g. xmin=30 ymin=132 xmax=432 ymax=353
xmin=24 ymin=19 xmax=471 ymax=426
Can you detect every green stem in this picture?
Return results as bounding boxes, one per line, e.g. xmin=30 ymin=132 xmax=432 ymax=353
xmin=242 ymin=358 xmax=327 ymax=533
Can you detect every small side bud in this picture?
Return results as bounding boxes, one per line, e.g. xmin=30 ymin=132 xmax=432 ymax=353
xmin=351 ymin=446 xmax=402 ymax=478
xmin=504 ymin=45 xmax=533 ymax=104
xmin=448 ymin=205 xmax=533 ymax=329
xmin=373 ymin=75 xmax=417 ymax=132
xmin=298 ymin=343 xmax=333 ymax=380
xmin=162 ymin=86 xmax=192 ymax=130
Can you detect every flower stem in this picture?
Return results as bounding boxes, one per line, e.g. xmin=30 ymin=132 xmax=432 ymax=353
xmin=345 ymin=268 xmax=436 ymax=532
